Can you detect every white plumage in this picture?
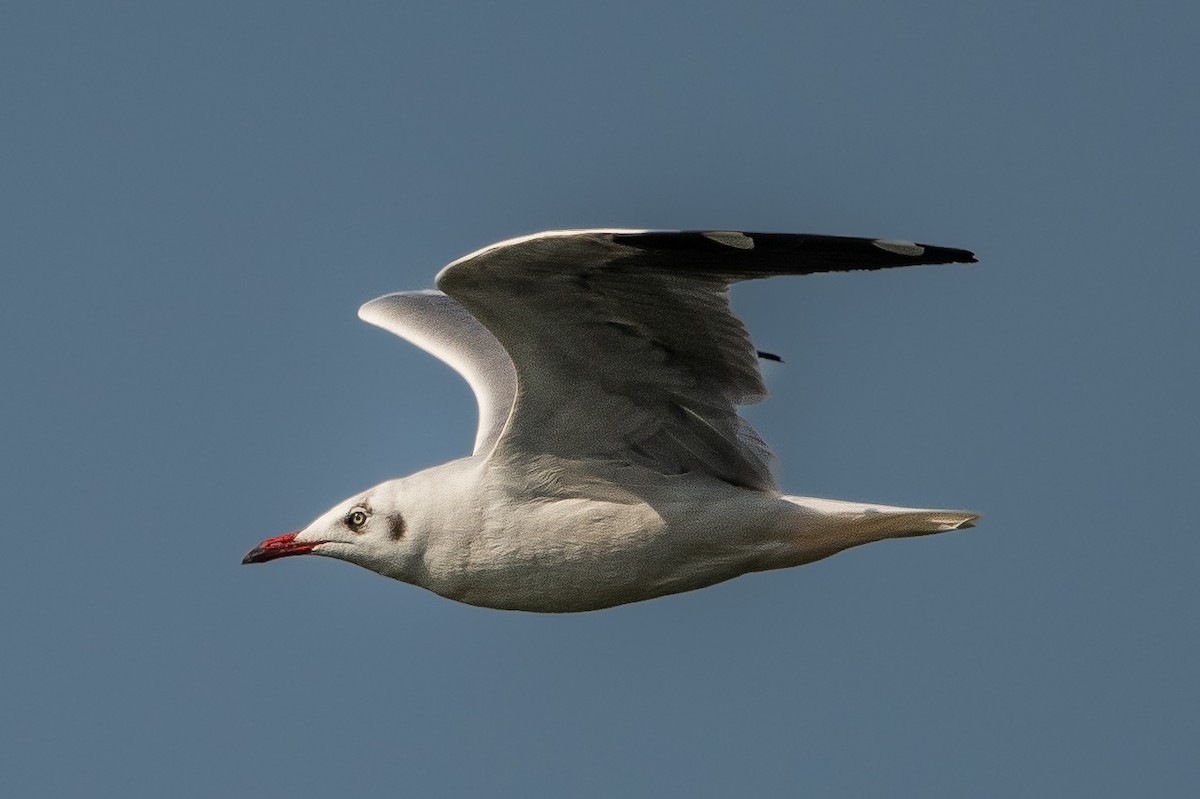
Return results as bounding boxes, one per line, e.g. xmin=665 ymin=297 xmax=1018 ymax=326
xmin=244 ymin=229 xmax=979 ymax=612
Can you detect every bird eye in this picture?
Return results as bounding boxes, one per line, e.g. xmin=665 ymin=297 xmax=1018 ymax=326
xmin=346 ymin=508 xmax=369 ymax=531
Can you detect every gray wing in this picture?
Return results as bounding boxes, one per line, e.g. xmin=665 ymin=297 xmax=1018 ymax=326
xmin=436 ymin=229 xmax=977 ymax=490
xmin=358 ymin=290 xmax=517 ymax=456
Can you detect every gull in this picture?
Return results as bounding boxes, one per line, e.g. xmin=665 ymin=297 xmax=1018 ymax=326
xmin=243 ymin=230 xmax=979 ymax=612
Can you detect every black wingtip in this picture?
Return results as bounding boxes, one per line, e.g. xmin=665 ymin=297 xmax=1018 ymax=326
xmin=609 ymin=231 xmax=978 ymax=273
xmin=944 ymin=247 xmax=978 ymax=265
xmin=909 ymin=243 xmax=977 ymax=266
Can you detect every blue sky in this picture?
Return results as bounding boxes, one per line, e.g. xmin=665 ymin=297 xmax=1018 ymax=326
xmin=3 ymin=2 xmax=1197 ymax=796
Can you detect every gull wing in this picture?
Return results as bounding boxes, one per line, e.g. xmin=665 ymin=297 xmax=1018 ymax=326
xmin=434 ymin=230 xmax=976 ymax=490
xmin=358 ymin=290 xmax=517 ymax=456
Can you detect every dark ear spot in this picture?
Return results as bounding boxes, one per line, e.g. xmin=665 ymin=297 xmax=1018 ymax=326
xmin=389 ymin=514 xmax=406 ymax=541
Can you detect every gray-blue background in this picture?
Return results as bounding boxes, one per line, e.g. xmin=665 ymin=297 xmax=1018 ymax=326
xmin=3 ymin=2 xmax=1197 ymax=795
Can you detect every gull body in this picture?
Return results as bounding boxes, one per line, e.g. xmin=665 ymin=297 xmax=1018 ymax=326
xmin=244 ymin=230 xmax=979 ymax=612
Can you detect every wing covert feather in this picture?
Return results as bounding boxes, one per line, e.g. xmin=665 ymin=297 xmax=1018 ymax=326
xmin=431 ymin=230 xmax=975 ymax=489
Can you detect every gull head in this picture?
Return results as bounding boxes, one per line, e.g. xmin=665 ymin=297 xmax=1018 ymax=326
xmin=242 ymin=478 xmax=424 ymax=582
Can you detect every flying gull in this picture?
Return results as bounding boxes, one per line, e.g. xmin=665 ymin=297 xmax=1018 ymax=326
xmin=243 ymin=230 xmax=979 ymax=612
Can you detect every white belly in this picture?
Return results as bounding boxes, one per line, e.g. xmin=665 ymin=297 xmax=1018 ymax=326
xmin=420 ymin=466 xmax=797 ymax=612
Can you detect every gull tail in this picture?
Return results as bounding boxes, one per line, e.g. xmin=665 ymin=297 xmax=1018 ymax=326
xmin=881 ymin=508 xmax=980 ymax=537
xmin=783 ymin=496 xmax=980 ymax=544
